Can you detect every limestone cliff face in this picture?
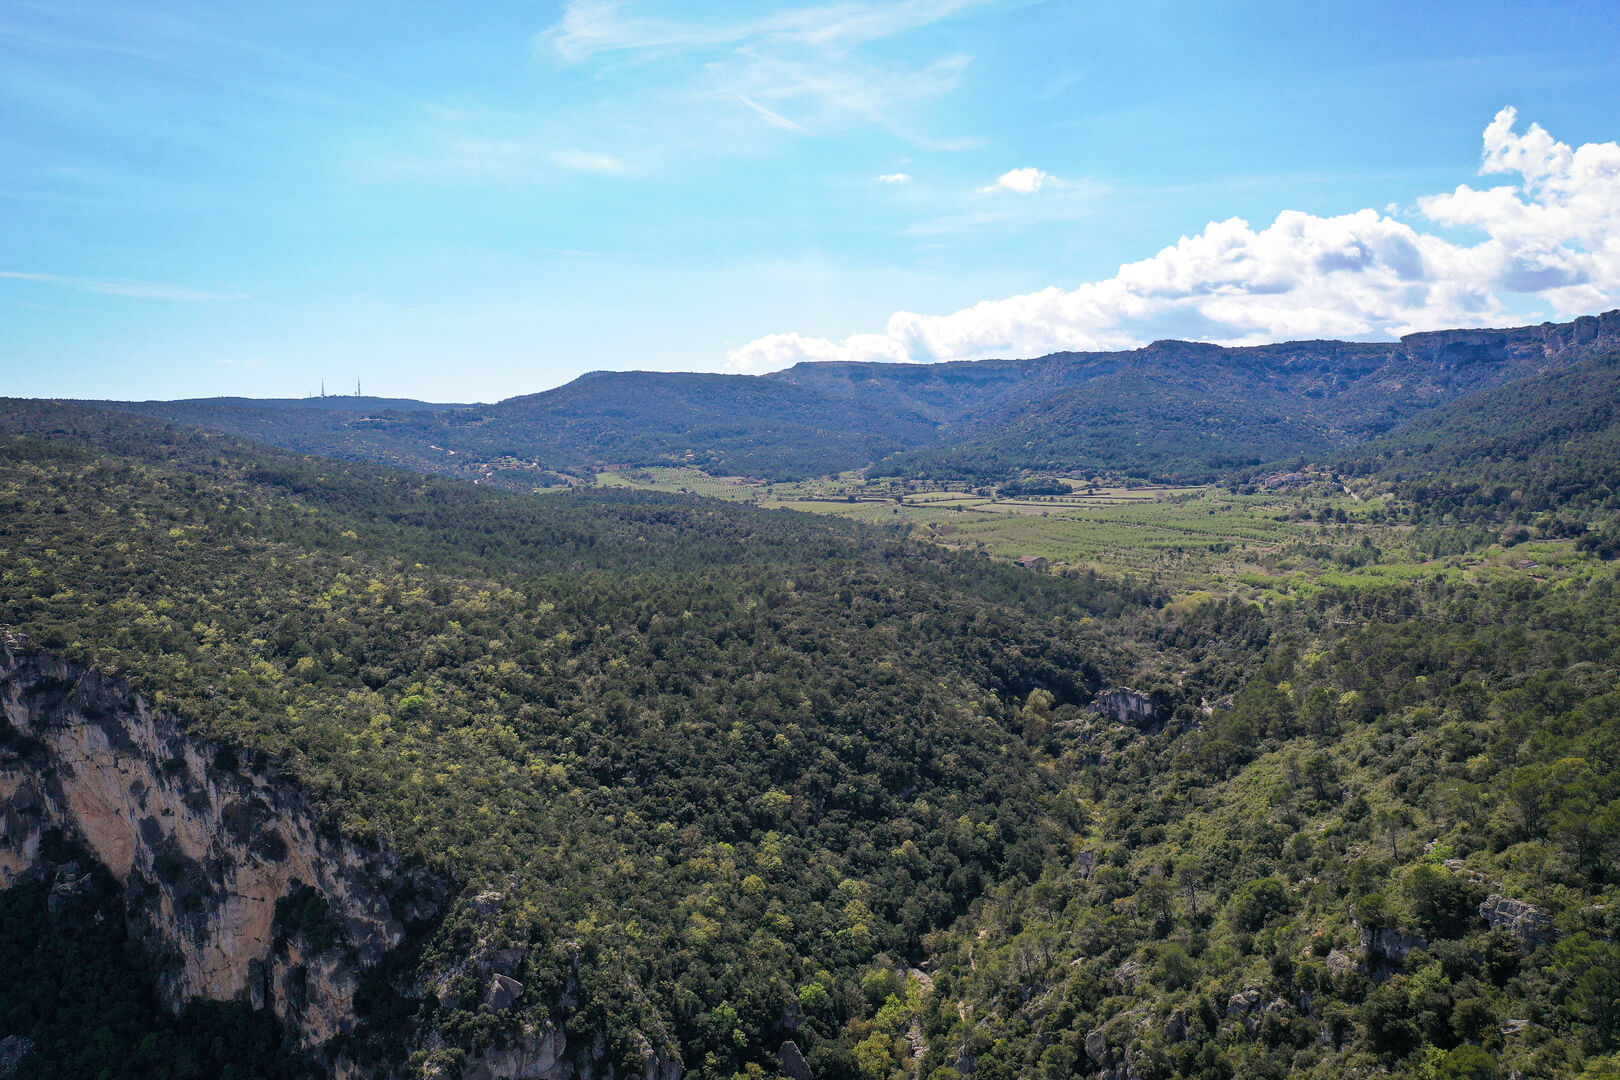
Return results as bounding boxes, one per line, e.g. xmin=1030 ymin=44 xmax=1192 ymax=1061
xmin=1400 ymin=309 xmax=1620 ymax=365
xmin=0 ymin=635 xmax=449 ymax=1058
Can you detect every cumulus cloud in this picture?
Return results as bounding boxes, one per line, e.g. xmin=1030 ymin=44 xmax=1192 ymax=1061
xmin=876 ymin=172 xmax=912 ymax=183
xmin=983 ymin=166 xmax=1049 ymax=194
xmin=727 ymin=108 xmax=1620 ymax=373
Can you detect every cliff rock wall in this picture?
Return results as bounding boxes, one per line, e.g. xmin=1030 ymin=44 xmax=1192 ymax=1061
xmin=1400 ymin=309 xmax=1620 ymax=365
xmin=0 ymin=635 xmax=449 ymax=1056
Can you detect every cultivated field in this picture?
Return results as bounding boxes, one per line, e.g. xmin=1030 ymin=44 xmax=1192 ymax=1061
xmin=588 ymin=468 xmax=1578 ymax=598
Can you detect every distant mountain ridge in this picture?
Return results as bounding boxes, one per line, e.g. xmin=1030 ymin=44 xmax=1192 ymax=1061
xmin=97 ymin=309 xmax=1620 ymax=484
xmin=154 ymin=394 xmax=477 ymax=412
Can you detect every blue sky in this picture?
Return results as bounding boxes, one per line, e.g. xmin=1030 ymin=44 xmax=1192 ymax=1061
xmin=3 ymin=0 xmax=1619 ymax=401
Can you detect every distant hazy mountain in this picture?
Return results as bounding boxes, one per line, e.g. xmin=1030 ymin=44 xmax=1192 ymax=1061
xmin=167 ymin=394 xmax=476 ymax=412
xmin=96 ymin=310 xmax=1620 ymax=484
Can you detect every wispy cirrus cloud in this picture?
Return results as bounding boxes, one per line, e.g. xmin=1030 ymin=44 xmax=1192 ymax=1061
xmin=535 ymin=0 xmax=994 ymax=144
xmin=551 ymin=147 xmax=630 ymax=174
xmin=0 ymin=270 xmax=247 ymax=301
xmin=875 ymin=172 xmax=912 ymax=183
xmin=538 ymin=0 xmax=997 ymax=61
xmin=726 ymin=109 xmax=1620 ymax=372
xmin=738 ymin=95 xmax=810 ymax=134
xmin=348 ymin=123 xmax=632 ymax=183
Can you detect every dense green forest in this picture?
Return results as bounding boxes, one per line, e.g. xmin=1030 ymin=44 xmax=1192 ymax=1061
xmin=0 ymin=403 xmax=1140 ymax=1078
xmin=914 ymin=570 xmax=1620 ymax=1080
xmin=6 ymin=370 xmax=1620 ymax=1080
xmin=865 ymin=367 xmax=1348 ymax=484
xmin=1335 ymin=350 xmax=1620 ymax=533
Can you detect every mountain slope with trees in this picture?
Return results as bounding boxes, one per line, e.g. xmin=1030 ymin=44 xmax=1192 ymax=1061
xmin=1334 ymin=348 xmax=1620 ymax=530
xmin=99 ymin=311 xmax=1620 ymax=485
xmin=0 ymin=401 xmax=1141 ymax=1078
xmin=909 ymin=569 xmax=1620 ymax=1080
xmin=6 ymin=387 xmax=1620 ymax=1078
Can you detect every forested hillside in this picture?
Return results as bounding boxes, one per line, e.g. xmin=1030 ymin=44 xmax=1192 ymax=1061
xmin=0 ymin=402 xmax=1141 ymax=1078
xmin=6 ymin=385 xmax=1620 ymax=1079
xmin=865 ymin=351 xmax=1353 ymax=481
xmin=1335 ymin=349 xmax=1620 ymax=531
xmin=912 ymin=570 xmax=1620 ymax=1080
xmin=99 ymin=311 xmax=1620 ymax=486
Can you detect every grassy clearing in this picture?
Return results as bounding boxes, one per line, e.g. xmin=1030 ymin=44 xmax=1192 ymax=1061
xmin=763 ymin=487 xmax=1320 ymax=590
xmin=585 ymin=468 xmax=1580 ymax=597
xmin=594 ymin=467 xmax=761 ymax=501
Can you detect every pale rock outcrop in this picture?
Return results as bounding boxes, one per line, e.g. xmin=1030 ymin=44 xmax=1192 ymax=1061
xmin=1356 ymin=922 xmax=1426 ymax=964
xmin=0 ymin=636 xmax=449 ymax=1058
xmin=1093 ymin=688 xmax=1155 ymax=728
xmin=489 ymin=973 xmax=526 ymax=1011
xmin=1479 ymin=894 xmax=1555 ymax=950
xmin=1084 ymin=1027 xmax=1107 ymax=1065
xmin=460 ymin=1026 xmax=568 ymax=1080
xmin=1224 ymin=988 xmax=1263 ymax=1017
xmin=1113 ymin=959 xmax=1146 ymax=993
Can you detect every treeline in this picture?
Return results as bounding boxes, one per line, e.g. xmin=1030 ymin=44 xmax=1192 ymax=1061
xmin=995 ymin=479 xmax=1071 ymax=498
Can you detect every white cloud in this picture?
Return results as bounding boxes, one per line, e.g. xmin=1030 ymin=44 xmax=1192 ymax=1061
xmin=0 ymin=270 xmax=247 ymax=301
xmin=726 ymin=109 xmax=1620 ymax=373
xmin=984 ymin=166 xmax=1049 ymax=194
xmin=876 ymin=172 xmax=912 ymax=183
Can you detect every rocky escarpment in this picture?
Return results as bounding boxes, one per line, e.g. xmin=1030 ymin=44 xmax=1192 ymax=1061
xmin=1400 ymin=308 xmax=1620 ymax=365
xmin=0 ymin=634 xmax=451 ymax=1064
